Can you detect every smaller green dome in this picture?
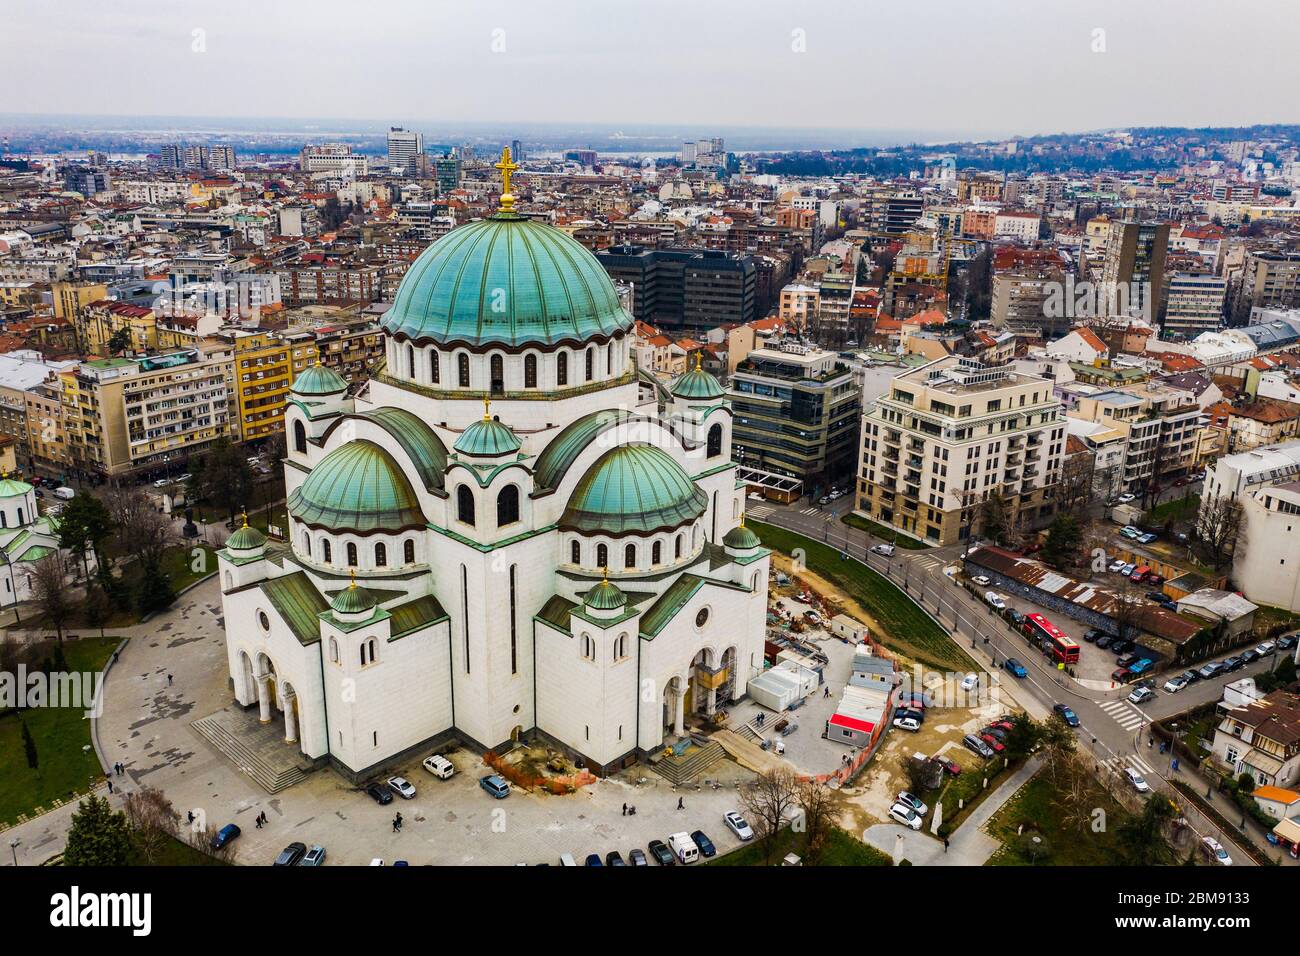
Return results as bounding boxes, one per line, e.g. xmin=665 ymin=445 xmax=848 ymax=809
xmin=562 ymin=444 xmax=707 ymax=535
xmin=723 ymin=521 xmax=761 ymax=550
xmin=670 ymin=357 xmax=725 ymax=400
xmin=289 ymin=439 xmax=426 ymax=533
xmin=0 ymin=476 xmax=33 ymax=498
xmin=584 ymin=574 xmax=627 ymax=611
xmin=454 ymin=405 xmax=521 ymax=458
xmin=331 ymin=577 xmax=378 ymax=615
xmin=226 ymin=518 xmax=267 ymax=551
xmin=292 ymin=363 xmax=348 ymax=396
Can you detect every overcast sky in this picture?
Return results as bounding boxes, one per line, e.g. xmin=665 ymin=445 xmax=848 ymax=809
xmin=3 ymin=0 xmax=1298 ymax=137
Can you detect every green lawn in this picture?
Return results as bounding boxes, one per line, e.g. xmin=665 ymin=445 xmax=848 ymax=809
xmin=0 ymin=636 xmax=120 ymax=825
xmin=935 ymin=756 xmax=1022 ymax=837
xmin=985 ymin=770 xmax=1131 ymax=865
xmin=159 ymin=542 xmax=218 ymax=592
xmin=1147 ymin=493 xmax=1200 ymax=525
xmin=709 ymin=826 xmax=892 ymax=866
xmin=752 ymin=520 xmax=971 ymax=670
xmin=842 ymin=513 xmax=932 ymax=549
xmin=125 ymin=834 xmax=231 ymax=867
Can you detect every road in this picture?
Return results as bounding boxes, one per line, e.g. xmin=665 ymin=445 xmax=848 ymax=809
xmin=749 ymin=494 xmax=1296 ymax=866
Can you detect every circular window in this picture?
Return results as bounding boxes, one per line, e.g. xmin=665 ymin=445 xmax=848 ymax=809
xmin=513 ymin=704 xmax=521 ymax=714
xmin=695 ymin=607 xmax=709 ymax=629
xmin=257 ymin=610 xmax=270 ymax=632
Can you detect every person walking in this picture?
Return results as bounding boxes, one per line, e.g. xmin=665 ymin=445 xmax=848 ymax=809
xmin=106 ymin=778 xmax=113 ymax=794
xmin=943 ymin=837 xmax=950 ymax=854
xmin=677 ymin=796 xmax=684 ymax=811
xmin=167 ymin=674 xmax=173 ymax=687
xmin=622 ymin=803 xmax=627 ymax=816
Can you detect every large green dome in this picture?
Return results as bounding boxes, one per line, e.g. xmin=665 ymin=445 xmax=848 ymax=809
xmin=288 ymin=440 xmax=427 ymax=534
xmin=561 ymin=445 xmax=706 ymax=536
xmin=382 ymin=212 xmax=631 ymax=349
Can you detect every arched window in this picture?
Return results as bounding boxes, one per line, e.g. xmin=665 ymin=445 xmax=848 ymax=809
xmin=524 ymin=353 xmax=537 ymax=388
xmin=606 ymin=342 xmax=613 ymax=374
xmin=624 ymin=543 xmax=636 ymax=569
xmin=570 ymin=540 xmax=581 ymax=564
xmin=346 ymin=542 xmax=358 ymax=567
xmin=457 ymin=485 xmax=476 ymax=525
xmin=293 ymin=419 xmax=307 ymax=454
xmin=596 ymin=543 xmax=608 ymax=569
xmin=322 ymin=539 xmax=332 ymax=563
xmin=675 ymin=534 xmax=683 ymax=559
xmin=406 ymin=343 xmax=416 ymax=379
xmin=496 ymin=484 xmax=520 ymax=526
xmin=614 ymin=633 xmax=628 ymax=661
xmin=430 ymin=349 xmax=440 ymax=384
xmin=557 ymin=352 xmax=568 ymax=386
xmin=361 ymin=638 xmax=377 ymax=666
xmin=403 ymin=539 xmax=415 ymax=564
xmin=581 ymin=635 xmax=595 ymax=661
xmin=374 ymin=542 xmax=387 ymax=567
xmin=490 ymin=354 xmax=504 ymax=394
xmin=585 ymin=346 xmax=594 ymax=381
xmin=329 ymin=637 xmax=339 ymax=663
xmin=303 ymin=532 xmax=312 ymax=557
xmin=652 ymin=541 xmax=662 ymax=565
xmin=457 ymin=352 xmax=470 ymax=388
xmin=707 ymin=423 xmax=723 ymax=458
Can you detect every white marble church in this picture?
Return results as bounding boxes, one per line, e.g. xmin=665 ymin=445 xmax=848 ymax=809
xmin=216 ymin=151 xmax=770 ymax=778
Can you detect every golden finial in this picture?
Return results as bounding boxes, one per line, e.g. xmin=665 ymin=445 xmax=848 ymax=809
xmin=483 ymin=398 xmax=492 ymax=422
xmin=694 ymin=351 xmax=703 ymax=371
xmin=495 ymin=146 xmax=520 ymax=213
xmin=739 ymin=513 xmax=746 ymax=528
xmin=348 ymin=568 xmax=357 ymax=589
xmin=241 ymin=509 xmax=249 ymax=528
xmin=601 ymin=566 xmax=609 ymax=583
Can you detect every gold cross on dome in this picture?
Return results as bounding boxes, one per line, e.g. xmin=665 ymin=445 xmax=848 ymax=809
xmin=495 ymin=146 xmax=519 ymax=212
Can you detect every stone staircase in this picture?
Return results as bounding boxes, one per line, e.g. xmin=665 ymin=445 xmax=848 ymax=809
xmin=650 ymin=740 xmax=727 ymax=785
xmin=712 ymin=728 xmax=786 ymax=776
xmin=732 ymin=721 xmax=762 ymax=744
xmin=191 ymin=710 xmax=315 ymax=794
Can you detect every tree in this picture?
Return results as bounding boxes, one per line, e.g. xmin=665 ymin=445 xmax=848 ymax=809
xmin=135 ymin=558 xmax=176 ymax=615
xmin=56 ymin=491 xmax=115 ymax=579
xmin=1117 ymin=795 xmax=1177 ymax=866
xmin=189 ymin=438 xmax=253 ymax=527
xmin=1056 ymin=451 xmax=1095 ymax=519
xmin=1042 ymin=513 xmax=1084 ymax=571
xmin=30 ymin=551 xmax=73 ymax=641
xmin=977 ymin=492 xmax=1011 ymax=545
xmin=64 ymin=793 xmax=132 ymax=866
xmin=21 ymin=718 xmax=37 ymax=769
xmin=1194 ymin=496 xmax=1245 ymax=571
xmin=122 ymin=786 xmax=179 ymax=865
xmin=739 ymin=766 xmax=801 ymax=865
xmin=105 ymin=487 xmax=176 ymax=571
xmin=1003 ymin=713 xmax=1042 ymax=760
xmin=106 ymin=328 xmax=132 ymax=357
xmin=795 ymin=778 xmax=838 ymax=865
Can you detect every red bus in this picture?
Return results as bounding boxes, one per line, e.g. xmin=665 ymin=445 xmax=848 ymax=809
xmin=1022 ymin=613 xmax=1080 ymax=664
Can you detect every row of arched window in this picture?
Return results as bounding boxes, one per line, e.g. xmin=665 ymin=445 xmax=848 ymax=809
xmin=393 ymin=340 xmax=622 ymax=393
xmin=568 ymin=525 xmax=700 ymax=572
xmin=580 ymin=632 xmax=629 ymax=663
xmin=302 ymin=534 xmax=417 ymax=568
xmin=328 ymin=635 xmax=378 ymax=666
xmin=456 ymin=483 xmax=519 ymax=528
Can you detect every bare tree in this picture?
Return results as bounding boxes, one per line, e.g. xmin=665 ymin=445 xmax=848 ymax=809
xmin=1056 ymin=452 xmax=1095 ymax=519
xmin=123 ymin=786 xmax=179 ymax=865
xmin=739 ymin=766 xmax=801 ymax=865
xmin=105 ymin=487 xmax=177 ymax=570
xmin=795 ymin=778 xmax=839 ymax=865
xmin=30 ymin=552 xmax=73 ymax=641
xmin=1194 ymin=496 xmax=1245 ymax=571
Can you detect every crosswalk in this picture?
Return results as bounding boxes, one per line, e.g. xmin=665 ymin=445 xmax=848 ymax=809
xmin=1098 ymin=697 xmax=1150 ymax=733
xmin=747 ymin=505 xmax=774 ymax=519
xmin=1101 ymin=752 xmax=1155 ymax=776
xmin=797 ymin=506 xmax=820 ymax=516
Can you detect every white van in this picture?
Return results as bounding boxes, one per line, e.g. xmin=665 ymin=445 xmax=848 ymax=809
xmin=421 ymin=754 xmax=454 ymax=779
xmin=558 ymin=853 xmax=578 ymax=867
xmin=667 ymin=832 xmax=699 ymax=864
xmin=53 ymin=486 xmax=76 ymax=501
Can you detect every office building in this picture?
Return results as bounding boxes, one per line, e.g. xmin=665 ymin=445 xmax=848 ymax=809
xmin=387 ymin=127 xmax=424 ymax=175
xmin=1099 ymin=220 xmax=1169 ymax=321
xmin=1162 ymin=271 xmax=1227 ymax=339
xmin=595 ymin=245 xmax=756 ymax=332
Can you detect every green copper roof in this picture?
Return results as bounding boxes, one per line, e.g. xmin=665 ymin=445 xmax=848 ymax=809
xmin=331 ymin=581 xmax=378 ymax=615
xmin=723 ymin=522 xmax=761 ymax=550
xmin=454 ymin=415 xmax=521 ymax=458
xmin=534 ymin=408 xmax=642 ymax=491
xmin=326 ymin=407 xmax=449 ymax=493
xmin=292 ymin=363 xmax=348 ymax=396
xmin=584 ymin=577 xmax=628 ymax=610
xmin=389 ymin=593 xmax=450 ymax=637
xmin=226 ymin=522 xmax=267 ymax=551
xmin=670 ymin=365 xmax=725 ymax=400
xmin=561 ymin=444 xmax=706 ymax=535
xmin=0 ymin=477 xmax=33 ymax=498
xmin=288 ymin=439 xmax=427 ymax=533
xmin=640 ymin=573 xmax=706 ymax=639
xmin=260 ymin=572 xmax=328 ymax=646
xmin=381 ymin=213 xmax=632 ymax=349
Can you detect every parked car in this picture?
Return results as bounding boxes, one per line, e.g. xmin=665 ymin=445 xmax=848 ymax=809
xmin=1241 ymin=648 xmax=1261 ymax=665
xmin=1128 ymin=686 xmax=1156 ymax=704
xmin=1003 ymin=658 xmax=1027 ymax=678
xmin=1119 ymin=563 xmax=1136 ymax=576
xmin=479 ymin=774 xmax=510 ymax=799
xmin=422 ymin=754 xmax=455 ymax=779
xmin=1197 ymin=661 xmax=1224 ymax=680
xmin=896 ymin=791 xmax=928 ymax=816
xmin=690 ymin=830 xmax=717 ymax=858
xmin=366 ymin=783 xmax=394 ymax=805
xmin=1137 ymin=533 xmax=1157 ymax=545
xmin=1111 ymin=639 xmax=1135 ymax=656
xmin=932 ymin=754 xmax=962 ymax=776
xmin=1129 ymin=566 xmax=1151 ymax=582
xmin=1083 ymin=628 xmax=1105 ymax=643
xmin=1112 ymin=666 xmax=1137 ymax=683
xmin=893 ymin=716 xmax=921 ymax=732
xmin=1108 ymin=559 xmax=1127 ymax=573
xmin=1277 ymin=635 xmax=1297 ymax=650
xmin=605 ymin=850 xmax=627 ymax=867
xmin=1095 ymin=634 xmax=1114 ymax=650
xmin=1163 ymin=674 xmax=1190 ymax=693
xmin=870 ymin=544 xmax=895 ymax=556
xmin=667 ymin=832 xmax=700 ymax=864
xmin=1124 ymin=768 xmax=1151 ymax=793
xmin=1257 ymin=641 xmax=1276 ymax=656
xmin=987 ymin=718 xmax=1015 ymax=732
xmin=1007 ymin=609 xmax=1025 ymax=627
xmin=959 ymin=673 xmax=979 ymax=692
xmin=1053 ymin=704 xmax=1080 ymax=727
xmin=300 ymin=844 xmax=326 ymax=866
xmin=1116 ymin=653 xmax=1139 ymax=668
xmin=647 ymin=839 xmax=675 ymax=865
xmin=1119 ymin=525 xmax=1140 ymax=538
xmin=982 ymin=726 xmax=1008 ymax=743
xmin=984 ymin=591 xmax=1006 ymax=610
xmin=724 ymin=810 xmax=754 ymax=841
xmin=210 ymin=823 xmax=241 ymax=850
xmin=1118 ymin=493 xmax=1137 ymax=504
xmin=387 ymin=776 xmax=417 ymax=799
xmin=1223 ymin=655 xmax=1246 ymax=672
xmin=1178 ymin=668 xmax=1202 ymax=684
xmin=888 ymin=802 xmax=923 ymax=830
xmin=963 ymin=734 xmax=994 ymax=758
xmin=584 ymin=853 xmax=603 ymax=867
xmin=1201 ymin=836 xmax=1233 ymax=866
xmin=274 ymin=842 xmax=307 ymax=867
xmin=971 ymin=575 xmax=991 ymax=586
xmin=979 ymin=732 xmax=1006 ymax=753
xmin=894 ymin=707 xmax=924 ymax=724
xmin=628 ymin=848 xmax=648 ymax=866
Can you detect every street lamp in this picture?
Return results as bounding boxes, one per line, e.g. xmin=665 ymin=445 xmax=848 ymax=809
xmin=9 ymin=838 xmax=18 ymax=867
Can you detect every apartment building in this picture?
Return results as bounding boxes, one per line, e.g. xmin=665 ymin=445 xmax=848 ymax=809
xmin=728 ymin=343 xmax=860 ymax=490
xmin=991 ymin=268 xmax=1068 ymax=339
xmin=856 ymin=356 xmax=1066 ymax=546
xmin=1236 ymin=251 xmax=1300 ymax=322
xmin=1099 ymin=220 xmax=1169 ymax=320
xmin=216 ymin=329 xmax=318 ymax=442
xmin=311 ymin=321 xmax=385 ymax=385
xmin=78 ymin=300 xmax=159 ymax=354
xmin=1067 ymin=382 xmax=1200 ymax=494
xmin=1162 ymin=271 xmax=1227 ymax=339
xmin=61 ymin=348 xmax=234 ymax=477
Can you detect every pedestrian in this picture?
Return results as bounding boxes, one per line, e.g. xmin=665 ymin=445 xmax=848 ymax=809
xmin=167 ymin=673 xmax=173 ymax=686
xmin=187 ymin=811 xmax=194 ymax=825
xmin=622 ymin=803 xmax=627 ymax=816
xmin=677 ymin=796 xmax=684 ymax=811
xmin=392 ymin=816 xmax=399 ymax=832
xmin=255 ymin=816 xmax=263 ymax=830
xmin=943 ymin=837 xmax=950 ymax=853
xmin=106 ymin=778 xmax=113 ymax=794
